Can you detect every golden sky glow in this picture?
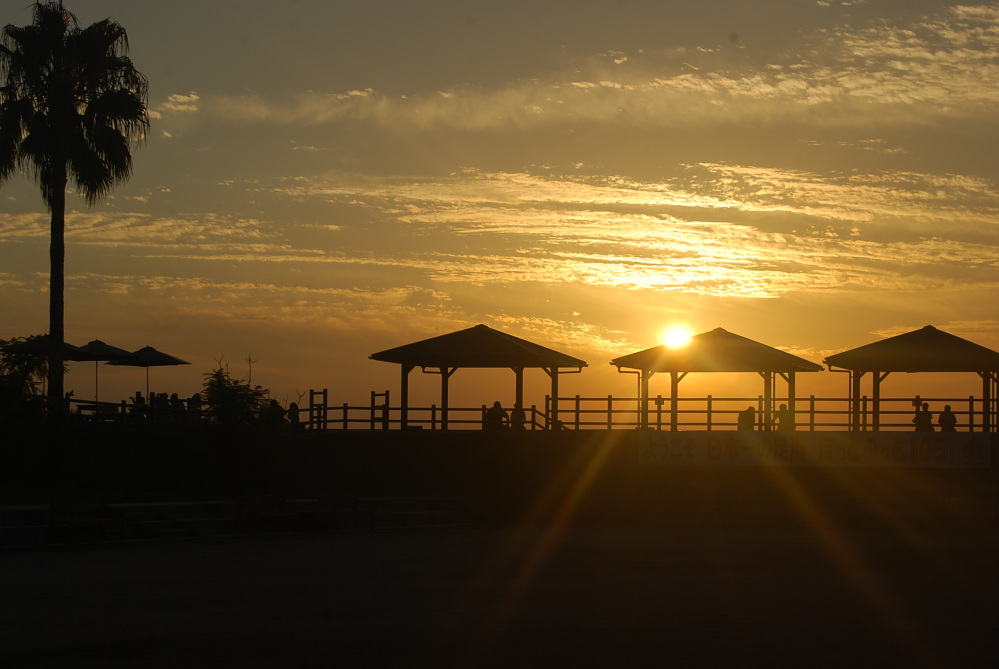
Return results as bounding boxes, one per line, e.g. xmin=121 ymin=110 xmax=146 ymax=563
xmin=3 ymin=0 xmax=999 ymax=407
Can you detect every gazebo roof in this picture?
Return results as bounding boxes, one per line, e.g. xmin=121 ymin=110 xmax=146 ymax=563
xmin=370 ymin=324 xmax=587 ymax=370
xmin=823 ymin=325 xmax=999 ymax=373
xmin=611 ymin=327 xmax=823 ymax=374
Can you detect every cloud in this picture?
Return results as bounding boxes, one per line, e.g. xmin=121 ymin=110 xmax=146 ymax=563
xmin=160 ymin=6 xmax=999 ymax=134
xmin=158 ymin=92 xmax=200 ymax=113
xmin=6 ymin=135 xmax=998 ymax=306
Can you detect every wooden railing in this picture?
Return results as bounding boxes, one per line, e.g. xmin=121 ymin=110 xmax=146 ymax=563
xmin=67 ymin=392 xmax=997 ymax=433
xmin=301 ymin=391 xmax=996 ymax=432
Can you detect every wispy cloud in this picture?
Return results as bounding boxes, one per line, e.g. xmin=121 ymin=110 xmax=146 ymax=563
xmin=151 ymin=6 xmax=999 ymax=135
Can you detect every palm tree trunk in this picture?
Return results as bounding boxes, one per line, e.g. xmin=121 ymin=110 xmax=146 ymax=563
xmin=47 ymin=175 xmax=67 ymax=417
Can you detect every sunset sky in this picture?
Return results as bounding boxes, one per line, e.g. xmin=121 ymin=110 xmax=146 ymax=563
xmin=3 ymin=0 xmax=999 ymax=411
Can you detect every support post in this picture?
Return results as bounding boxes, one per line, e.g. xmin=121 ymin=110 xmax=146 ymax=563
xmin=981 ymin=372 xmax=993 ymax=433
xmin=640 ymin=370 xmax=652 ymax=429
xmin=763 ymin=372 xmax=773 ymax=431
xmin=400 ymin=364 xmax=413 ymax=429
xmin=546 ymin=367 xmax=560 ymax=429
xmin=851 ymin=371 xmax=865 ymax=431
xmin=670 ymin=371 xmax=680 ymax=431
xmin=513 ymin=367 xmax=524 ymax=408
xmin=873 ymin=371 xmax=889 ymax=432
xmin=440 ymin=367 xmax=449 ymax=431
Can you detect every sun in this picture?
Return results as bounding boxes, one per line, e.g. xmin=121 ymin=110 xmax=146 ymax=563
xmin=660 ymin=325 xmax=693 ymax=349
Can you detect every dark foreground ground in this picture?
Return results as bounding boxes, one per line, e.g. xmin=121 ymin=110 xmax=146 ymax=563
xmin=3 ymin=524 xmax=998 ymax=668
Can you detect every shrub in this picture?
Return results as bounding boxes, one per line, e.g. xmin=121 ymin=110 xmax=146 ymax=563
xmin=202 ymin=363 xmax=269 ymax=429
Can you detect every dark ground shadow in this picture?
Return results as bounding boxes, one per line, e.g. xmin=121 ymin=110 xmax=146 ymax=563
xmin=3 ymin=525 xmax=998 ymax=668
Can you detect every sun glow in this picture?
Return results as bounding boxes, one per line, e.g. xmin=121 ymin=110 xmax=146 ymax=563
xmin=660 ymin=325 xmax=693 ymax=348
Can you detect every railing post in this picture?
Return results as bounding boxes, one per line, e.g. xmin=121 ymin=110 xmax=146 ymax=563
xmin=809 ymin=395 xmax=815 ymax=431
xmin=431 ymin=404 xmax=437 ymax=431
xmin=706 ymin=395 xmax=713 ymax=431
xmin=606 ymin=395 xmax=613 ymax=429
xmin=575 ymin=395 xmax=581 ymax=430
xmin=323 ymin=391 xmax=329 ymax=430
xmin=531 ymin=404 xmax=537 ymax=430
xmin=861 ymin=396 xmax=868 ymax=431
xmin=308 ymin=388 xmax=328 ymax=431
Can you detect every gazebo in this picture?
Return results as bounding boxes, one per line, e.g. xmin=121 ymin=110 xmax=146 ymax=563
xmin=611 ymin=327 xmax=824 ymax=431
xmin=370 ymin=324 xmax=587 ymax=430
xmin=823 ymin=325 xmax=999 ymax=431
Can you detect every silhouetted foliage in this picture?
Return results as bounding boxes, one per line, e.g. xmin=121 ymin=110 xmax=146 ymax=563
xmin=0 ymin=335 xmax=51 ymax=421
xmin=0 ymin=2 xmax=149 ymax=411
xmin=202 ymin=363 xmax=270 ymax=429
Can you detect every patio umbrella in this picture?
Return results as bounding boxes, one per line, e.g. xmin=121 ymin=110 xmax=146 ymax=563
xmin=108 ymin=346 xmax=190 ymax=398
xmin=66 ymin=339 xmax=133 ymax=402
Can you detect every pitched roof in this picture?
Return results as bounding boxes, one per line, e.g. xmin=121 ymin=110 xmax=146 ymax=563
xmin=370 ymin=324 xmax=588 ymax=369
xmin=611 ymin=327 xmax=823 ymax=373
xmin=823 ymin=325 xmax=999 ymax=372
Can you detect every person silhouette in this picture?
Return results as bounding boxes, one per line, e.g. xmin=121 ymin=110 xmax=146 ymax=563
xmin=132 ymin=391 xmax=146 ymax=420
xmin=773 ymin=403 xmax=794 ymax=431
xmin=938 ymin=405 xmax=957 ymax=432
xmin=913 ymin=402 xmax=934 ymax=432
xmin=737 ymin=406 xmax=756 ymax=431
xmin=187 ymin=392 xmax=202 ymax=424
xmin=510 ymin=402 xmax=527 ymax=431
xmin=170 ymin=392 xmax=184 ymax=423
xmin=483 ymin=401 xmax=508 ymax=431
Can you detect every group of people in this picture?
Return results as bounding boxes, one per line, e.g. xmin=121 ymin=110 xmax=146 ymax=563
xmin=913 ymin=402 xmax=957 ymax=432
xmin=486 ymin=399 xmax=961 ymax=432
xmin=129 ymin=391 xmax=201 ymax=423
xmin=735 ymin=401 xmax=960 ymax=432
xmin=482 ymin=401 xmax=527 ymax=431
xmin=736 ymin=404 xmax=795 ymax=432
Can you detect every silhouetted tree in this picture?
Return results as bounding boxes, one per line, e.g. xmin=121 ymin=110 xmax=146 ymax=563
xmin=0 ymin=334 xmax=51 ymax=422
xmin=0 ymin=2 xmax=148 ymax=415
xmin=202 ymin=364 xmax=270 ymax=430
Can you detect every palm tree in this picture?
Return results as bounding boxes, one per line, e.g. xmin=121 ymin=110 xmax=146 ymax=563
xmin=0 ymin=2 xmax=148 ymax=415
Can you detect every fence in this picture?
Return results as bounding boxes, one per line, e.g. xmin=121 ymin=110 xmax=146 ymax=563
xmin=65 ymin=390 xmax=995 ymax=433
xmin=302 ymin=390 xmax=997 ymax=433
xmin=305 ymin=388 xmax=548 ymax=431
